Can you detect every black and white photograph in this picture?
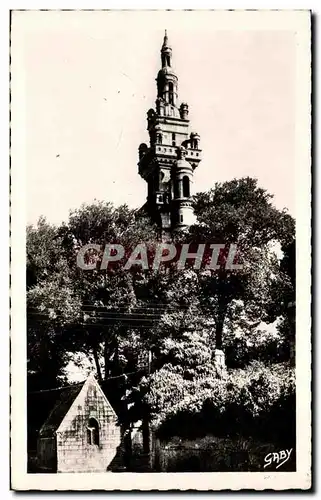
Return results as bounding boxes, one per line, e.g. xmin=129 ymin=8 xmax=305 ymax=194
xmin=10 ymin=9 xmax=311 ymax=491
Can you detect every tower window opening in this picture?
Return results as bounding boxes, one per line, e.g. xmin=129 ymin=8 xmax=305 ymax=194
xmin=172 ymin=133 xmax=176 ymax=146
xmin=180 ymin=214 xmax=183 ymax=223
xmin=168 ymin=82 xmax=174 ymax=105
xmin=87 ymin=418 xmax=99 ymax=446
xmin=183 ymin=176 xmax=190 ymax=198
xmin=174 ymin=179 xmax=180 ymax=199
xmin=156 ymin=193 xmax=163 ymax=204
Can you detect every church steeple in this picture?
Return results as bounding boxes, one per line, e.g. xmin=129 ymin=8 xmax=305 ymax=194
xmin=162 ymin=29 xmax=169 ymax=47
xmin=138 ymin=31 xmax=202 ymax=233
xmin=157 ymin=30 xmax=178 ymax=110
xmin=161 ymin=29 xmax=172 ymax=67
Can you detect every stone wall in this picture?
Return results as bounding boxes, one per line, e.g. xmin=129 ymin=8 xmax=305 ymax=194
xmin=126 ymin=421 xmax=152 ymax=472
xmin=152 ymin=435 xmax=296 ymax=472
xmin=56 ymin=380 xmax=122 ymax=473
xmin=37 ymin=436 xmax=57 ymax=472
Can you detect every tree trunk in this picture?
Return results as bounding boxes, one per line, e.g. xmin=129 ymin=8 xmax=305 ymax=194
xmin=215 ymin=300 xmax=228 ymax=350
xmin=104 ymin=339 xmax=110 ymax=381
xmin=103 ymin=333 xmax=119 ymax=380
xmin=92 ymin=346 xmax=103 ymax=384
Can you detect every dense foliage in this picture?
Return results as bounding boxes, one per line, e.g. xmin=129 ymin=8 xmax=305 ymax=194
xmin=27 ymin=178 xmax=295 ymax=443
xmin=189 ymin=177 xmax=294 ymax=350
xmin=139 ymin=360 xmax=295 ymax=444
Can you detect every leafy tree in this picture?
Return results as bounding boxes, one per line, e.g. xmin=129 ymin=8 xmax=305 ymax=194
xmin=132 ymin=330 xmax=218 ymax=427
xmin=140 ymin=360 xmax=295 ymax=445
xmin=27 ymin=218 xmax=83 ymax=390
xmin=271 ymin=239 xmax=296 ymax=364
xmin=45 ymin=202 xmax=159 ymax=383
xmin=26 ymin=180 xmax=295 ymax=394
xmin=27 ymin=281 xmax=82 ymax=390
xmin=27 ymin=217 xmax=64 ymax=289
xmin=223 ymin=302 xmax=290 ymax=368
xmin=190 ymin=177 xmax=295 ymax=350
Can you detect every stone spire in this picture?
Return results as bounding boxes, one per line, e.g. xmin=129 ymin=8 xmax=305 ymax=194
xmin=162 ymin=29 xmax=170 ymax=50
xmin=138 ymin=32 xmax=202 ymax=233
xmin=160 ymin=29 xmax=173 ymax=69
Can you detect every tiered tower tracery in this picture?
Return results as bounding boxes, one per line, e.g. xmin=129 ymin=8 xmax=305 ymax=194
xmin=138 ymin=30 xmax=202 ymax=232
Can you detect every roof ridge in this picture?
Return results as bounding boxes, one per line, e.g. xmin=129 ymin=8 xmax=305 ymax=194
xmin=28 ymin=380 xmax=86 ymax=395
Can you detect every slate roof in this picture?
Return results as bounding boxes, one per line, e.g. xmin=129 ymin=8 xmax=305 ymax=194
xmin=27 ymin=382 xmax=84 ymax=449
xmin=27 ymin=376 xmax=123 ymax=451
xmin=39 ymin=384 xmax=84 ymax=438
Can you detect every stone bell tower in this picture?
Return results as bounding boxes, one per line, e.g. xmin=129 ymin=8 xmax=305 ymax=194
xmin=138 ymin=30 xmax=202 ymax=233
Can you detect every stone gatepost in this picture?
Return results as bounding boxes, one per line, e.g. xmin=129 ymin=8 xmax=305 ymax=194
xmin=214 ymin=349 xmax=227 ymax=377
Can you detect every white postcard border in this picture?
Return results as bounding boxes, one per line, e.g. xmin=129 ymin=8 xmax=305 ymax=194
xmin=10 ymin=9 xmax=311 ymax=491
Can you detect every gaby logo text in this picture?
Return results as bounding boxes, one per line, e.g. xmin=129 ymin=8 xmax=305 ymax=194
xmin=264 ymin=449 xmax=293 ymax=469
xmin=76 ymin=243 xmax=243 ymax=271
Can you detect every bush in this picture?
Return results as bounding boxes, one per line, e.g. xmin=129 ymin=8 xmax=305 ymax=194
xmin=141 ymin=361 xmax=295 ymax=444
xmin=153 ymin=331 xmax=214 ymax=376
xmin=155 ymin=435 xmax=296 ymax=472
xmin=222 ymin=300 xmax=292 ymax=367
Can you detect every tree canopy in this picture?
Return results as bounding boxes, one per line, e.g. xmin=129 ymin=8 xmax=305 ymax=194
xmin=27 ymin=177 xmax=295 ymax=433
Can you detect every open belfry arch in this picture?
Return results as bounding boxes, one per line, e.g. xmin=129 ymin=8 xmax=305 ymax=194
xmin=138 ymin=30 xmax=202 ymax=235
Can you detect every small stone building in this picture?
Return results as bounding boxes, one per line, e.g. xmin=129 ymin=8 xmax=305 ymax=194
xmin=31 ymin=374 xmax=122 ymax=473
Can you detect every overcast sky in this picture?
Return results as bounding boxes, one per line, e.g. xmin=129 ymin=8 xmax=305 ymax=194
xmin=13 ymin=10 xmax=296 ymax=225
